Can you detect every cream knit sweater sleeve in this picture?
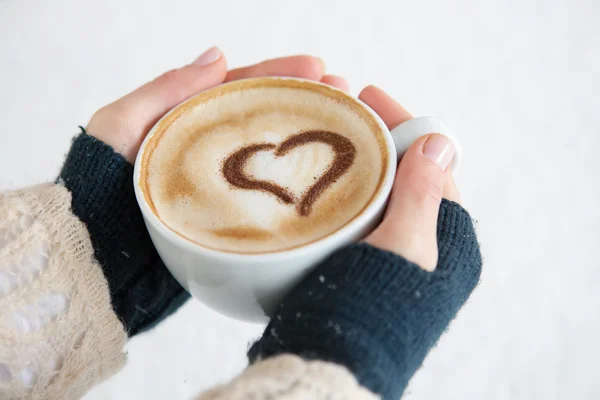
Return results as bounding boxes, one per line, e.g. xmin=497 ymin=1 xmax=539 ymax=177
xmin=0 ymin=185 xmax=127 ymax=400
xmin=0 ymin=184 xmax=377 ymax=400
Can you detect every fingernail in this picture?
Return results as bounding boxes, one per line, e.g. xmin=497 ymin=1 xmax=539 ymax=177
xmin=317 ymin=57 xmax=326 ymax=73
xmin=192 ymin=47 xmax=221 ymax=66
xmin=423 ymin=134 xmax=455 ymax=170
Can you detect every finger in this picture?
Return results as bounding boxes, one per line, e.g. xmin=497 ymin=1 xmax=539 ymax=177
xmin=365 ymin=134 xmax=455 ymax=271
xmin=358 ymin=85 xmax=413 ymax=130
xmin=225 ymin=55 xmax=325 ymax=82
xmin=359 ymin=83 xmax=461 ymax=202
xmin=320 ymin=75 xmax=350 ymax=92
xmin=442 ymin=169 xmax=461 ymax=203
xmin=123 ymin=47 xmax=227 ymax=120
xmin=89 ymin=47 xmax=228 ymax=162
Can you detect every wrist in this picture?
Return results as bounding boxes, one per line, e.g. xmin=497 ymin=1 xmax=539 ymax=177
xmin=249 ymin=200 xmax=482 ymax=399
xmin=59 ymin=130 xmax=189 ymax=335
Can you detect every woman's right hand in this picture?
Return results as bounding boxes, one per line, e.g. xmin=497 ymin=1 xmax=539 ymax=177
xmin=245 ymin=86 xmax=480 ymax=398
xmin=360 ymin=86 xmax=461 ymax=271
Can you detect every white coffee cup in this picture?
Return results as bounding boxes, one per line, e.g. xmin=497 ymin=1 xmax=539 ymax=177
xmin=133 ymin=77 xmax=461 ymax=322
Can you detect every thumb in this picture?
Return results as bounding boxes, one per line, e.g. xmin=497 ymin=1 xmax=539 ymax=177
xmin=365 ymin=133 xmax=455 ymax=271
xmin=87 ymin=47 xmax=227 ymax=162
xmin=123 ymin=47 xmax=227 ymax=121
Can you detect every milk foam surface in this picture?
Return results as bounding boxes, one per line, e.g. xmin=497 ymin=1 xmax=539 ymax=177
xmin=141 ymin=79 xmax=387 ymax=253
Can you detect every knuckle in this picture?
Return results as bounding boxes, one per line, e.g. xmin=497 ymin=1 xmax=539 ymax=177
xmin=153 ymin=68 xmax=183 ymax=85
xmin=404 ymin=167 xmax=444 ymax=205
xmin=87 ymin=102 xmax=136 ymax=144
xmin=105 ymin=102 xmax=131 ymax=121
xmin=149 ymin=67 xmax=191 ymax=105
xmin=102 ymin=104 xmax=135 ymax=133
xmin=92 ymin=101 xmax=130 ymax=122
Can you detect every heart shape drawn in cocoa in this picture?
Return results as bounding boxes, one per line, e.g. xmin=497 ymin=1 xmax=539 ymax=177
xmin=222 ymin=130 xmax=357 ymax=216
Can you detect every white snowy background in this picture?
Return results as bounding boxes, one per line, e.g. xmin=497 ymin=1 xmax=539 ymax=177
xmin=1 ymin=0 xmax=598 ymax=398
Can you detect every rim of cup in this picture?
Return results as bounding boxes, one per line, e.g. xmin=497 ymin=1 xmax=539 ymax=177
xmin=132 ymin=77 xmax=398 ymax=262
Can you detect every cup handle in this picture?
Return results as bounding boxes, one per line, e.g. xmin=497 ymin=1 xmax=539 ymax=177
xmin=389 ymin=116 xmax=462 ymax=173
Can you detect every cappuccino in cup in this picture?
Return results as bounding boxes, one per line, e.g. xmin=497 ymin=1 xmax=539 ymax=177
xmin=135 ymin=76 xmax=460 ymax=320
xmin=139 ymin=78 xmax=388 ymax=253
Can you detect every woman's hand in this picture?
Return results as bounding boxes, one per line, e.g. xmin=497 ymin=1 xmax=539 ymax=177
xmin=245 ymin=85 xmax=480 ymax=400
xmin=359 ymin=86 xmax=461 ymax=271
xmin=86 ymin=47 xmax=349 ymax=163
xmin=60 ymin=47 xmax=350 ymax=336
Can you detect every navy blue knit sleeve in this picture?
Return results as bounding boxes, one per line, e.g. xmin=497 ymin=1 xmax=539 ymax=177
xmin=248 ymin=200 xmax=481 ymax=400
xmin=59 ymin=131 xmax=189 ymax=336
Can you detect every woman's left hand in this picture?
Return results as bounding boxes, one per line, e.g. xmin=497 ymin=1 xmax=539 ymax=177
xmin=86 ymin=46 xmax=349 ymax=163
xmin=60 ymin=47 xmax=350 ymax=336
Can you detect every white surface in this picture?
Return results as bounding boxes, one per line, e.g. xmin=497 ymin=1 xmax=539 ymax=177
xmin=0 ymin=0 xmax=598 ymax=399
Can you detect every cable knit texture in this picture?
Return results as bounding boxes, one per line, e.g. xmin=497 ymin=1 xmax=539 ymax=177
xmin=197 ymin=354 xmax=378 ymax=400
xmin=0 ymin=184 xmax=127 ymax=400
xmin=248 ymin=200 xmax=482 ymax=400
xmin=58 ymin=131 xmax=189 ymax=336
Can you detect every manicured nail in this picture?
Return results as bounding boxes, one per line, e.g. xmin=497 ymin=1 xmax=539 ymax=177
xmin=423 ymin=134 xmax=455 ymax=170
xmin=317 ymin=57 xmax=326 ymax=73
xmin=192 ymin=47 xmax=221 ymax=66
